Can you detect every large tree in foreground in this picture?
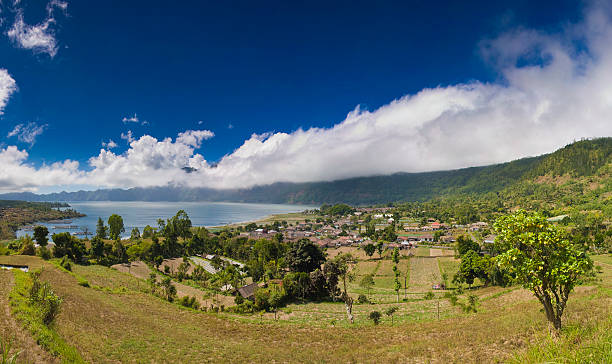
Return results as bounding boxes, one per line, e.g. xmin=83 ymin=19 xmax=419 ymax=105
xmin=494 ymin=210 xmax=593 ymax=333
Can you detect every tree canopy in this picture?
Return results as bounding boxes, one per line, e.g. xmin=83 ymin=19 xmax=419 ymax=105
xmin=494 ymin=210 xmax=593 ymax=332
xmin=285 ymin=239 xmax=325 ymax=273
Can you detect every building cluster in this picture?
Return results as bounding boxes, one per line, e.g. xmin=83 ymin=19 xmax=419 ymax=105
xmin=237 ymin=208 xmax=492 ymax=251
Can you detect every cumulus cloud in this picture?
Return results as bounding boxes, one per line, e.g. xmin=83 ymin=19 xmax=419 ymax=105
xmin=101 ymin=139 xmax=117 ymax=149
xmin=0 ymin=69 xmax=17 ymax=113
xmin=7 ymin=122 xmax=48 ymax=146
xmin=120 ymin=130 xmax=134 ymax=143
xmin=1 ymin=4 xmax=612 ymax=193
xmin=87 ymin=131 xmax=211 ymax=188
xmin=0 ymin=146 xmax=82 ymax=193
xmin=6 ymin=0 xmax=68 ymax=57
xmin=176 ymin=129 xmax=214 ymax=148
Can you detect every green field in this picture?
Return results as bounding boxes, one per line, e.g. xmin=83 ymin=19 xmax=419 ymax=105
xmin=1 ymin=253 xmax=611 ymax=363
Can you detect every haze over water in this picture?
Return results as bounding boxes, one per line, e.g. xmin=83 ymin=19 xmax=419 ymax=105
xmin=16 ymin=201 xmax=314 ymax=240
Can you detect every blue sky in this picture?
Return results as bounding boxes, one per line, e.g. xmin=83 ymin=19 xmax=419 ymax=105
xmin=0 ymin=0 xmax=610 ymax=193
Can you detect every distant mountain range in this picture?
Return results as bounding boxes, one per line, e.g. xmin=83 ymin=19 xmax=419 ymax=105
xmin=2 ymin=138 xmax=611 ymax=205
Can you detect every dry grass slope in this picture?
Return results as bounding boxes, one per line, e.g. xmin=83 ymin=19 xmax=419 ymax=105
xmin=0 ymin=254 xmax=610 ymax=363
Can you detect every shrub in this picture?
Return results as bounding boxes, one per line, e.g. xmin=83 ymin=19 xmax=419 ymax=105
xmin=178 ymin=296 xmax=200 ymax=310
xmin=368 ymin=310 xmax=382 ymax=325
xmin=227 ymin=300 xmax=254 ymax=314
xmin=28 ymin=271 xmax=63 ymax=325
xmin=77 ymin=279 xmax=90 ymax=288
xmin=357 ymin=294 xmax=369 ymax=304
xmin=234 ymin=295 xmax=244 ymax=305
xmin=423 ymin=291 xmax=435 ymax=300
xmin=59 ymin=256 xmax=72 ymax=271
xmin=19 ymin=239 xmax=35 ymax=256
xmin=37 ymin=246 xmax=51 ymax=260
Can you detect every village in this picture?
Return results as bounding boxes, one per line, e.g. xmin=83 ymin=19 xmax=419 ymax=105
xmin=234 ymin=206 xmax=495 ymax=253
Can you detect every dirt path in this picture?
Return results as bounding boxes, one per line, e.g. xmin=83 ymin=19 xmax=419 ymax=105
xmin=0 ymin=270 xmax=58 ymax=364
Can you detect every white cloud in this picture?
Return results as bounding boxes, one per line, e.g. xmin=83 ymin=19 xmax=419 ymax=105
xmin=87 ymin=132 xmax=211 ymax=188
xmin=0 ymin=4 xmax=612 ymax=193
xmin=122 ymin=114 xmax=139 ymax=123
xmin=122 ymin=113 xmax=149 ymax=125
xmin=101 ymin=139 xmax=117 ymax=149
xmin=0 ymin=146 xmax=82 ymax=193
xmin=6 ymin=1 xmax=68 ymax=57
xmin=0 ymin=69 xmax=17 ymax=113
xmin=176 ymin=129 xmax=214 ymax=148
xmin=120 ymin=130 xmax=134 ymax=143
xmin=7 ymin=122 xmax=48 ymax=146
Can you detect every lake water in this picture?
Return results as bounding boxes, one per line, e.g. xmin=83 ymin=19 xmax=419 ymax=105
xmin=16 ymin=201 xmax=314 ymax=240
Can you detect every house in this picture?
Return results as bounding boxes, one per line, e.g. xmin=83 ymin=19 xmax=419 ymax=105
xmin=469 ymin=222 xmax=489 ymax=231
xmin=419 ymin=234 xmax=434 ymax=242
xmin=237 ymin=282 xmax=259 ymax=301
xmin=441 ymin=236 xmax=456 ymax=244
xmin=483 ymin=235 xmax=497 ymax=245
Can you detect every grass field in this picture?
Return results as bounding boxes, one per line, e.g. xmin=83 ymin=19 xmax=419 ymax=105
xmin=409 ymin=256 xmax=441 ymax=293
xmin=0 ymin=253 xmax=611 ymax=363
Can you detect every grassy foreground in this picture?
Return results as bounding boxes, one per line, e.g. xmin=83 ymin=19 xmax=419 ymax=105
xmin=0 ymin=254 xmax=611 ymax=363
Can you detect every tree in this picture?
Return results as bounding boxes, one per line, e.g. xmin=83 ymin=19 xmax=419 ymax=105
xmin=90 ymin=237 xmax=105 ymax=261
xmin=52 ymin=232 xmax=86 ymax=262
xmin=494 ymin=210 xmax=593 ymax=333
xmin=33 ymin=225 xmax=49 ymax=247
xmin=385 ymin=306 xmax=399 ymax=325
xmin=160 ymin=277 xmax=177 ymax=302
xmin=359 ymin=274 xmax=375 ymax=297
xmin=168 ymin=210 xmax=192 ymax=241
xmin=285 ymin=239 xmax=325 ymax=273
xmin=392 ymin=247 xmax=401 ymax=302
xmin=453 ymin=250 xmax=491 ymax=287
xmin=81 ymin=226 xmax=91 ymax=240
xmin=362 ymin=243 xmax=376 ymax=259
xmin=130 ymin=227 xmax=141 ymax=240
xmin=108 ymin=214 xmax=125 ymax=240
xmin=368 ymin=310 xmax=382 ymax=325
xmin=330 ymin=253 xmax=356 ymax=323
xmin=375 ymin=241 xmax=384 ymax=259
xmin=456 ymin=235 xmax=480 ymax=256
xmin=96 ymin=217 xmax=108 ymax=239
xmin=142 ymin=225 xmax=155 ymax=239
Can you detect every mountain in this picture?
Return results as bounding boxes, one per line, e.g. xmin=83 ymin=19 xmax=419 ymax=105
xmin=2 ymin=138 xmax=611 ymax=206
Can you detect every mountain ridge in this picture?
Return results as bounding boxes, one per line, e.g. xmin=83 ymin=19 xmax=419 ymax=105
xmin=2 ymin=138 xmax=610 ymax=205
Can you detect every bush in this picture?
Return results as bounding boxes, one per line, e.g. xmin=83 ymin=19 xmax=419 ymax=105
xmin=423 ymin=291 xmax=435 ymax=300
xmin=59 ymin=256 xmax=72 ymax=271
xmin=357 ymin=294 xmax=369 ymax=304
xmin=37 ymin=246 xmax=51 ymax=260
xmin=234 ymin=295 xmax=244 ymax=305
xmin=368 ymin=310 xmax=382 ymax=325
xmin=28 ymin=271 xmax=62 ymax=325
xmin=77 ymin=279 xmax=90 ymax=288
xmin=178 ymin=296 xmax=200 ymax=310
xmin=19 ymin=239 xmax=35 ymax=256
xmin=227 ymin=300 xmax=254 ymax=314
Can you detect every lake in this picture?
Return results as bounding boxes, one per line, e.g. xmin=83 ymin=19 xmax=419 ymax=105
xmin=16 ymin=201 xmax=315 ymax=240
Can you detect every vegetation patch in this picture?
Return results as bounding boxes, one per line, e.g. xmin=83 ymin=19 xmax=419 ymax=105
xmin=8 ymin=269 xmax=85 ymax=363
